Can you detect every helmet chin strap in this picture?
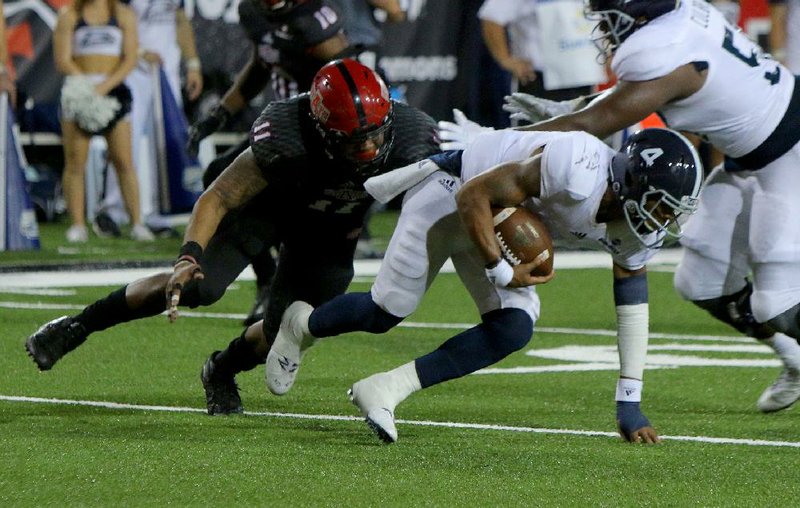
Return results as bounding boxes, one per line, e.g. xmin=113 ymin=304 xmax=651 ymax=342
xmin=596 ymin=182 xmax=625 ymax=224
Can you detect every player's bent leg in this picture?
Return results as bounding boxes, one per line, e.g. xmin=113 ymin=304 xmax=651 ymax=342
xmin=678 ymin=250 xmax=800 ymax=412
xmin=202 ymin=324 xmax=270 ymax=414
xmin=347 ymin=308 xmax=533 ymax=443
xmin=416 ymin=308 xmax=534 ymax=386
xmin=750 ymin=262 xmax=800 ymax=339
xmin=265 ymin=301 xmax=316 ymax=395
xmin=748 ymin=263 xmax=800 ymax=412
xmin=266 ymin=291 xmax=405 ymax=394
xmin=25 ymin=273 xmax=171 ymax=371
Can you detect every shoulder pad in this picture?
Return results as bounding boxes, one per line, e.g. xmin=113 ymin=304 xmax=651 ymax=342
xmin=385 ymin=102 xmax=441 ymax=169
xmin=250 ymin=97 xmax=309 ymax=172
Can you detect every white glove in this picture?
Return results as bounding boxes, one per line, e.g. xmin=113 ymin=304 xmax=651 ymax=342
xmin=502 ymin=92 xmax=584 ymax=123
xmin=436 ymin=108 xmax=493 ymax=151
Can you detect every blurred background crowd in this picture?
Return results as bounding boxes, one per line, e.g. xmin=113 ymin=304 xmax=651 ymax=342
xmin=0 ymin=0 xmax=792 ymax=252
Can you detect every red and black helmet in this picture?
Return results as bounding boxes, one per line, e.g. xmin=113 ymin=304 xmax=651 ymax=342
xmin=310 ymin=58 xmax=395 ymax=175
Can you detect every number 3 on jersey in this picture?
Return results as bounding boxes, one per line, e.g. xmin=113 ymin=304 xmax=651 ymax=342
xmin=722 ymin=27 xmax=781 ymax=85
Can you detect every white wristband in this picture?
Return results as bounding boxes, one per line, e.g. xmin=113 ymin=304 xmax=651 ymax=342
xmin=186 ymin=57 xmax=201 ymax=72
xmin=615 ymin=378 xmax=643 ymax=403
xmin=485 ymin=258 xmax=514 ymax=288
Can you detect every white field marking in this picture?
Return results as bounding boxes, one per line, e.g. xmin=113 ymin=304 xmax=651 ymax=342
xmin=2 ymin=394 xmax=798 ymax=448
xmin=0 ymin=300 xmax=751 ymax=345
xmin=0 ymin=260 xmax=385 ymax=289
xmin=481 ymin=343 xmax=782 ymax=374
xmin=525 ymin=344 xmax=781 ymax=368
xmin=0 ymin=288 xmax=77 ymax=296
xmin=0 ymin=249 xmax=685 ymax=290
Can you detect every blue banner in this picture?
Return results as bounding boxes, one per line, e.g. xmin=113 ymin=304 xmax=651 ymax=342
xmin=158 ymin=68 xmax=203 ymax=214
xmin=2 ymin=96 xmax=40 ymax=250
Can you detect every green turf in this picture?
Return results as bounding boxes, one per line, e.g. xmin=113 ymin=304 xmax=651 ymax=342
xmin=0 ymin=210 xmax=401 ymax=268
xmin=2 ymin=265 xmax=800 ymax=506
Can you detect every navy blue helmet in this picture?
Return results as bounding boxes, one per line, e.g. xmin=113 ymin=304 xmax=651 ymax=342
xmin=609 ymin=127 xmax=703 ymax=247
xmin=584 ymin=0 xmax=680 ymax=57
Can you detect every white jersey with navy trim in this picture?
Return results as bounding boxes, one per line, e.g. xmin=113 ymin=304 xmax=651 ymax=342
xmin=613 ymin=0 xmax=794 ymax=158
xmin=124 ymin=0 xmax=182 ymax=72
xmin=461 ymin=130 xmax=660 ymax=271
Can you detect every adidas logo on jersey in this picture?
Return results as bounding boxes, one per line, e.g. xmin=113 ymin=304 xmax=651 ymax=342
xmin=571 ymin=231 xmax=587 ymax=239
xmin=438 ymin=177 xmax=456 ymax=193
xmin=598 ymin=237 xmax=622 ymax=255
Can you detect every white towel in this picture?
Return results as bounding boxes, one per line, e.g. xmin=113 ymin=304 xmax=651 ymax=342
xmin=364 ymin=159 xmax=440 ymax=204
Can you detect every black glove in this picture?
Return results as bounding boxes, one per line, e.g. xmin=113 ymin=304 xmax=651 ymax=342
xmin=186 ymin=105 xmax=232 ymax=158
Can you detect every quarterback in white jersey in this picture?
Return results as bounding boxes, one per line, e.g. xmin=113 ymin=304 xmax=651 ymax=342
xmin=265 ymin=127 xmax=702 ymax=444
xmin=503 ymin=0 xmax=800 ymax=414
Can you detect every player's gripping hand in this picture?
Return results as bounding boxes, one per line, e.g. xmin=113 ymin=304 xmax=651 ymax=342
xmin=616 ymin=401 xmax=661 ymax=444
xmin=510 ymin=262 xmax=555 ymax=288
xmin=186 ymin=105 xmax=231 ymax=158
xmin=502 ymin=93 xmax=583 ymax=124
xmin=436 ymin=108 xmax=493 ymax=151
xmin=165 ymin=260 xmax=205 ymax=322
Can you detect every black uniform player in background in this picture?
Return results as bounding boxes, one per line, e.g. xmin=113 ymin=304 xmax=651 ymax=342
xmin=187 ymin=0 xmax=376 ymax=326
xmin=24 ymin=59 xmax=441 ymax=416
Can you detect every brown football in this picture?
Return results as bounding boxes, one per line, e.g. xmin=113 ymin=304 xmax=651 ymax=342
xmin=492 ymin=206 xmax=554 ymax=277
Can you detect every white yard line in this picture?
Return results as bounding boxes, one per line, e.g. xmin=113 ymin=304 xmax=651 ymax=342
xmin=1 ymin=394 xmax=797 ymax=448
xmin=0 ymin=249 xmax=685 ymax=289
xmin=0 ymin=299 xmax=748 ymax=343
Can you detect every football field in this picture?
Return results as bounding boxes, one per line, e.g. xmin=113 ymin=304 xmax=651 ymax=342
xmin=2 ymin=236 xmax=799 ymax=505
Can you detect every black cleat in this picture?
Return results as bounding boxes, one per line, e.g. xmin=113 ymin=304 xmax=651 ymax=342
xmin=25 ymin=316 xmax=88 ymax=371
xmin=201 ymin=352 xmax=243 ymax=415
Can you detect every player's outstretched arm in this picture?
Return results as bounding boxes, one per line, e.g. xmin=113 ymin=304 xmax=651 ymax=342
xmin=437 ymin=109 xmax=494 ymax=151
xmin=612 ymin=263 xmax=661 ymax=444
xmin=166 ymin=149 xmax=268 ymax=321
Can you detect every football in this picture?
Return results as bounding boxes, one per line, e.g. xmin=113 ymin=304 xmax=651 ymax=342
xmin=492 ymin=206 xmax=554 ymax=277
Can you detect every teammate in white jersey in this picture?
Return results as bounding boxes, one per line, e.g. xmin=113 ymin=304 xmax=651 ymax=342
xmin=264 ymin=127 xmax=702 ymax=444
xmin=472 ymin=0 xmax=800 ymax=414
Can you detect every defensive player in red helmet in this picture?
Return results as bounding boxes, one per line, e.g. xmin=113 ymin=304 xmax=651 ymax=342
xmin=24 ymin=59 xmax=441 ymax=417
xmin=186 ymin=0 xmax=362 ymax=327
xmin=310 ymin=58 xmax=395 ymax=172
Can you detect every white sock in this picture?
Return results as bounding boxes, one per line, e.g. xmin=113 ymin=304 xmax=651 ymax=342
xmin=386 ymin=361 xmax=422 ymax=403
xmin=761 ymin=333 xmax=800 ymax=370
